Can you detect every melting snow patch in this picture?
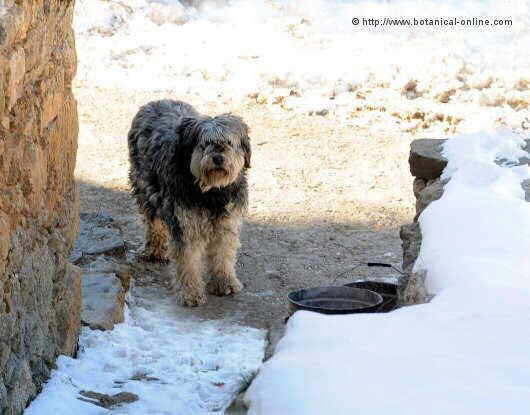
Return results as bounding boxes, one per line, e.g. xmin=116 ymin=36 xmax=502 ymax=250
xmin=26 ymin=285 xmax=266 ymax=415
xmin=245 ymin=129 xmax=530 ymax=415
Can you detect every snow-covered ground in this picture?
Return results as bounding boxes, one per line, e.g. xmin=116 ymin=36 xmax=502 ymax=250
xmin=25 ymin=285 xmax=265 ymax=414
xmin=245 ymin=129 xmax=530 ymax=414
xmin=74 ymin=0 xmax=530 ymax=129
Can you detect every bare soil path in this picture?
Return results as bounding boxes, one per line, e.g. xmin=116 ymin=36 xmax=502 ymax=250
xmin=74 ymin=85 xmax=417 ymax=334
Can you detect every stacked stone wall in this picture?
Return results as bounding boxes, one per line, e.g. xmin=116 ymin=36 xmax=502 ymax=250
xmin=0 ymin=1 xmax=80 ymax=413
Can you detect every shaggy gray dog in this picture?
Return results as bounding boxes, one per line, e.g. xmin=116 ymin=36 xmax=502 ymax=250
xmin=128 ymin=100 xmax=251 ymax=306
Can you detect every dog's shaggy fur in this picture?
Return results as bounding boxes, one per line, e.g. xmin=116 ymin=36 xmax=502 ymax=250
xmin=128 ymin=100 xmax=251 ymax=306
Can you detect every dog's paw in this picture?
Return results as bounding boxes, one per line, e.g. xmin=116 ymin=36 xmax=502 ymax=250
xmin=207 ymin=276 xmax=243 ymax=296
xmin=176 ymin=290 xmax=207 ymax=307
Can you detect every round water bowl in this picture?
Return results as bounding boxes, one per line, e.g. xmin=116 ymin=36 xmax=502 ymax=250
xmin=288 ymin=286 xmax=383 ymax=315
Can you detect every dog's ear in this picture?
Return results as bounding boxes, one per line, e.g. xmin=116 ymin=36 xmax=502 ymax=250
xmin=222 ymin=114 xmax=251 ymax=168
xmin=240 ymin=126 xmax=251 ymax=168
xmin=178 ymin=116 xmax=201 ymax=148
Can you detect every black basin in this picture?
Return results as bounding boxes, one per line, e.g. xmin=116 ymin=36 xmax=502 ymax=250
xmin=288 ymin=286 xmax=383 ymax=315
xmin=344 ymin=280 xmax=399 ymax=312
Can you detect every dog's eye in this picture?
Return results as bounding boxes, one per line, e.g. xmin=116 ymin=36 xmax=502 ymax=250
xmin=211 ymin=144 xmax=225 ymax=153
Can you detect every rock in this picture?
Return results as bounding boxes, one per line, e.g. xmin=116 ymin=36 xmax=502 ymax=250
xmin=56 ymin=263 xmax=83 ymax=356
xmin=399 ymin=270 xmax=430 ymax=306
xmin=7 ymin=47 xmax=25 ymax=110
xmin=400 ymin=223 xmax=422 ymax=273
xmin=81 ymin=272 xmax=127 ymax=331
xmin=412 ymin=178 xmax=426 ymax=199
xmin=82 ymin=256 xmax=132 ymax=292
xmin=78 ymin=390 xmax=139 ymax=409
xmin=129 ymin=372 xmax=160 ymax=382
xmin=75 ymin=216 xmax=132 ymax=331
xmin=0 ymin=382 xmax=7 ymax=414
xmin=516 ymin=139 xmax=529 ymax=166
xmin=522 ymin=139 xmax=530 ymax=163
xmin=5 ymin=361 xmax=37 ymax=415
xmin=71 ymin=213 xmax=126 ymax=260
xmin=415 ymin=179 xmax=444 ymax=220
xmin=495 ymin=138 xmax=530 ymax=168
xmin=409 ymin=139 xmax=448 ymax=180
xmin=69 ymin=250 xmax=83 ymax=264
xmin=523 ymin=179 xmax=530 ymax=202
xmin=400 ymin=222 xmax=429 ymax=305
xmin=402 ymin=79 xmax=418 ymax=99
xmin=436 ymin=88 xmax=455 ymax=103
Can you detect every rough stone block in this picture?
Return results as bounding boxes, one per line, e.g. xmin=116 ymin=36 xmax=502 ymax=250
xmin=41 ymin=92 xmax=64 ymax=131
xmin=7 ymin=47 xmax=25 ymax=110
xmin=400 ymin=222 xmax=422 ymax=272
xmin=71 ymin=213 xmax=126 ymax=260
xmin=414 ymin=178 xmax=444 ymax=221
xmin=56 ymin=263 xmax=82 ymax=356
xmin=399 ymin=270 xmax=429 ymax=306
xmin=409 ymin=139 xmax=448 ymax=180
xmin=82 ymin=272 xmax=127 ymax=331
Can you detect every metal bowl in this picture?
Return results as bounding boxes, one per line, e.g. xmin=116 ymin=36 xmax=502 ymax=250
xmin=288 ymin=286 xmax=383 ymax=315
xmin=344 ymin=280 xmax=398 ymax=312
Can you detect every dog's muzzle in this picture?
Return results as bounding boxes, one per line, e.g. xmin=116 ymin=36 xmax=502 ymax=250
xmin=212 ymin=154 xmax=224 ymax=167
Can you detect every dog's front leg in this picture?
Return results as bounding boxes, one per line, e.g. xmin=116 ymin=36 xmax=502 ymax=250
xmin=143 ymin=217 xmax=169 ymax=263
xmin=171 ymin=240 xmax=207 ymax=307
xmin=206 ymin=216 xmax=243 ymax=296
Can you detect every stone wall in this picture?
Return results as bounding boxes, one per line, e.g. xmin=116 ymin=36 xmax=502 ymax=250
xmin=399 ymin=139 xmax=447 ymax=305
xmin=399 ymin=137 xmax=530 ymax=305
xmin=0 ymin=1 xmax=80 ymax=414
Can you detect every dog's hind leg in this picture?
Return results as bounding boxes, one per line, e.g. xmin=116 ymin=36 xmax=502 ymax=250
xmin=142 ymin=217 xmax=169 ymax=263
xmin=170 ymin=240 xmax=207 ymax=307
xmin=206 ymin=216 xmax=243 ymax=296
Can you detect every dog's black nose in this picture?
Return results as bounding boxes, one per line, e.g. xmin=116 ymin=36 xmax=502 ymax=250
xmin=212 ymin=155 xmax=224 ymax=166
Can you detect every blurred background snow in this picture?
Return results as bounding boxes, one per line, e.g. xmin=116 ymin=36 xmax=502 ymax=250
xmin=74 ymin=0 xmax=530 ymax=130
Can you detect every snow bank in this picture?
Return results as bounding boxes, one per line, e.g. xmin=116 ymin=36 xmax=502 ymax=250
xmin=245 ymin=129 xmax=530 ymax=415
xmin=25 ymin=285 xmax=266 ymax=415
xmin=74 ymin=0 xmax=530 ymax=125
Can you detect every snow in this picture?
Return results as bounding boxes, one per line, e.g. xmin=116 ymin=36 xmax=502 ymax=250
xmin=25 ymin=285 xmax=266 ymax=415
xmin=73 ymin=0 xmax=530 ymax=127
xmin=245 ymin=129 xmax=530 ymax=415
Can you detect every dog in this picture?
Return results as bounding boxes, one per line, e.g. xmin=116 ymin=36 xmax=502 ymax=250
xmin=128 ymin=100 xmax=251 ymax=306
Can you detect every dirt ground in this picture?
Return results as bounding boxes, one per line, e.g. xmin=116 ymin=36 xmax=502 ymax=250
xmin=74 ymin=84 xmax=418 ymax=333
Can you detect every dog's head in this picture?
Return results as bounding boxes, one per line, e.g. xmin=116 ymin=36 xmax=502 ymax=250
xmin=180 ymin=114 xmax=251 ymax=192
